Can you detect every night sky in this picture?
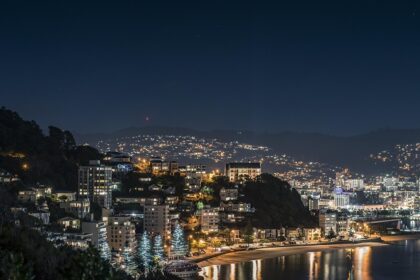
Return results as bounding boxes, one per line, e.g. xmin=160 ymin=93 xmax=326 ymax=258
xmin=1 ymin=1 xmax=420 ymax=135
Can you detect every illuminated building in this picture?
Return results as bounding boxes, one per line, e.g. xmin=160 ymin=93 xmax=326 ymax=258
xmin=82 ymin=220 xmax=108 ymax=247
xmin=60 ymin=199 xmax=91 ymax=219
xmin=303 ymin=228 xmax=321 ymax=241
xmin=18 ymin=186 xmax=52 ymax=203
xmin=344 ymin=179 xmax=364 ymax=190
xmin=0 ymin=169 xmax=19 ymax=183
xmin=308 ymin=195 xmax=320 ymax=210
xmin=143 ymin=204 xmax=170 ymax=238
xmin=319 ymin=211 xmax=337 ymax=235
xmin=78 ymin=160 xmax=113 ymax=209
xmin=57 ymin=217 xmax=80 ymax=230
xmin=333 ymin=187 xmax=350 ymax=208
xmin=225 ymin=162 xmax=261 ymax=182
xmin=198 ymin=206 xmax=219 ymax=233
xmin=149 ymin=157 xmax=179 ymax=175
xmin=107 ymin=216 xmax=136 ymax=251
xmin=53 ymin=191 xmax=77 ymax=202
xmin=220 ymin=187 xmax=238 ymax=201
xmin=219 ymin=201 xmax=252 ymax=212
xmin=103 ymin=151 xmax=133 ymax=173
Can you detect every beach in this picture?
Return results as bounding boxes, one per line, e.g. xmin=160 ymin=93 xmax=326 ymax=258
xmin=197 ymin=234 xmax=420 ymax=267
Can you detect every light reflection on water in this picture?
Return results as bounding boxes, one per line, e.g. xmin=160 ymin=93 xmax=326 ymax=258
xmin=201 ymin=240 xmax=420 ymax=280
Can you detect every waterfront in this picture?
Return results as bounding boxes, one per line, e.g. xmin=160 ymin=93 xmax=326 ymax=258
xmin=200 ymin=239 xmax=420 ymax=280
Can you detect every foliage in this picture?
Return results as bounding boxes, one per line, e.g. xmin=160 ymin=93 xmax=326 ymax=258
xmin=0 ymin=107 xmax=102 ymax=190
xmin=0 ymin=250 xmax=34 ymax=280
xmin=207 ymin=176 xmax=233 ymax=206
xmin=121 ymin=246 xmax=137 ymax=277
xmin=242 ymin=221 xmax=254 ymax=246
xmin=326 ymin=228 xmax=337 ymax=240
xmin=0 ymin=225 xmax=131 ymax=280
xmin=171 ymin=223 xmax=187 ymax=257
xmin=139 ymin=232 xmax=152 ymax=270
xmin=153 ymin=235 xmax=164 ymax=261
xmin=242 ymin=174 xmax=316 ymax=227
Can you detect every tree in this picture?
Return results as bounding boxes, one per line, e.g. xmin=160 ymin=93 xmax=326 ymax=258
xmin=242 ymin=174 xmax=316 ymax=228
xmin=171 ymin=223 xmax=187 ymax=257
xmin=99 ymin=238 xmax=111 ymax=262
xmin=152 ymin=235 xmax=164 ymax=262
xmin=122 ymin=246 xmax=137 ymax=277
xmin=243 ymin=221 xmax=254 ymax=247
xmin=326 ymin=228 xmax=336 ymax=241
xmin=0 ymin=251 xmax=34 ymax=280
xmin=139 ymin=232 xmax=152 ymax=271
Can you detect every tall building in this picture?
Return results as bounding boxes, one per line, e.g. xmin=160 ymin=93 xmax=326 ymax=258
xmin=319 ymin=211 xmax=337 ymax=235
xmin=333 ymin=187 xmax=350 ymax=208
xmin=308 ymin=195 xmax=320 ymax=210
xmin=82 ymin=220 xmax=107 ymax=247
xmin=225 ymin=162 xmax=261 ymax=182
xmin=198 ymin=206 xmax=219 ymax=233
xmin=78 ymin=160 xmax=113 ymax=209
xmin=107 ymin=216 xmax=136 ymax=251
xmin=143 ymin=204 xmax=170 ymax=238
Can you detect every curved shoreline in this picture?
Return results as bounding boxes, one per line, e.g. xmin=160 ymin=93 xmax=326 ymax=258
xmin=196 ymin=234 xmax=420 ymax=267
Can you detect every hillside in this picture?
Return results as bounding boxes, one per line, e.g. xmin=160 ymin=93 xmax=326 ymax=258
xmin=242 ymin=174 xmax=316 ymax=228
xmin=0 ymin=107 xmax=102 ymax=190
xmin=76 ymin=126 xmax=420 ymax=174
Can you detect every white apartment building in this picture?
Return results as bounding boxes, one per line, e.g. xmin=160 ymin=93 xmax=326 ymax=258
xmin=225 ymin=162 xmax=261 ymax=182
xmin=333 ymin=187 xmax=350 ymax=208
xmin=198 ymin=206 xmax=219 ymax=233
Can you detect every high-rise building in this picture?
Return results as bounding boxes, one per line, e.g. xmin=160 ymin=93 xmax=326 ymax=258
xmin=107 ymin=216 xmax=136 ymax=251
xmin=198 ymin=206 xmax=219 ymax=233
xmin=225 ymin=162 xmax=261 ymax=182
xmin=319 ymin=211 xmax=337 ymax=235
xmin=333 ymin=187 xmax=350 ymax=208
xmin=308 ymin=195 xmax=320 ymax=210
xmin=82 ymin=220 xmax=107 ymax=247
xmin=78 ymin=160 xmax=113 ymax=209
xmin=143 ymin=204 xmax=170 ymax=238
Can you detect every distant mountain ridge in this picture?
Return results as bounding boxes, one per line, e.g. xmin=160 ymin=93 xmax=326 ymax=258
xmin=75 ymin=126 xmax=420 ymax=174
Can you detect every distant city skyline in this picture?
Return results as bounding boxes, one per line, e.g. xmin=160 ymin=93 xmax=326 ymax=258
xmin=2 ymin=1 xmax=420 ymax=135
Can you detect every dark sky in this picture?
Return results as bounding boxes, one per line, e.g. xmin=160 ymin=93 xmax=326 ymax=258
xmin=1 ymin=0 xmax=420 ymax=135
